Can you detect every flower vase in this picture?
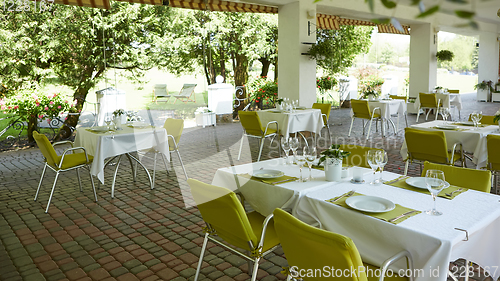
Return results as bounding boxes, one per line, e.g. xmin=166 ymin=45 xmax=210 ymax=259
xmin=324 ymin=157 xmax=342 ymax=182
xmin=369 ymin=96 xmax=375 ymax=101
xmin=113 ymin=116 xmax=122 ymax=130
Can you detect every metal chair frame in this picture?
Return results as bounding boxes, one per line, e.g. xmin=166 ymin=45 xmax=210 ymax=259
xmin=348 ymin=105 xmax=383 ymax=140
xmin=404 ymin=141 xmax=464 ymax=175
xmin=238 ymin=120 xmax=279 ymax=162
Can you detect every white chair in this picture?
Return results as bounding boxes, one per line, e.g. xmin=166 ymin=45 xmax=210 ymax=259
xmin=153 ymin=84 xmax=170 ymax=103
xmin=172 ymin=84 xmax=197 ymax=104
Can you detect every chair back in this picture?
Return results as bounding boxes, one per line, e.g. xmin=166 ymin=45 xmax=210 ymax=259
xmin=164 ymin=118 xmax=184 ymax=149
xmin=154 ymin=84 xmax=168 ymax=96
xmin=421 ymin=161 xmax=491 ymax=193
xmin=389 ymin=95 xmax=408 ymax=102
xmin=178 ymin=84 xmax=197 ymax=97
xmin=404 ymin=128 xmax=450 ymax=164
xmin=487 ymin=135 xmax=500 ymax=171
xmin=187 ymin=179 xmax=259 ymax=251
xmin=351 ymin=100 xmax=372 ymax=119
xmin=238 ymin=111 xmax=264 ymax=136
xmin=468 ymin=114 xmax=496 ymax=125
xmin=419 ymin=93 xmax=438 ymax=108
xmin=339 ymin=144 xmax=384 ymax=169
xmin=447 ymin=89 xmax=459 ymax=94
xmin=33 ymin=131 xmax=59 ymax=167
xmin=273 ymin=208 xmax=367 ymax=281
xmin=312 ymin=103 xmax=331 ymax=124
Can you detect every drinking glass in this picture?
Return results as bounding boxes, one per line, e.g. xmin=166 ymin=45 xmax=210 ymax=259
xmin=295 ymin=150 xmax=307 ymax=182
xmin=304 ymin=146 xmax=317 ymax=181
xmin=376 ymin=151 xmax=388 ymax=182
xmin=281 ymin=137 xmax=291 ymax=165
xmin=289 ymin=137 xmax=300 ymax=164
xmin=471 ymin=111 xmax=482 ymax=130
xmin=477 ymin=111 xmax=483 ymax=129
xmin=104 ymin=116 xmax=113 ymax=131
xmin=367 ymin=150 xmax=381 ymax=185
xmin=425 ymin=169 xmax=446 ymax=216
xmin=440 ymin=108 xmax=450 ymax=122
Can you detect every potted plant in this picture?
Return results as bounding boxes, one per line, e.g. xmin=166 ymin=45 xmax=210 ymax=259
xmin=474 ymin=80 xmax=494 ymax=102
xmin=195 ymin=107 xmax=216 ymax=128
xmin=319 ymin=144 xmax=351 ymax=182
xmin=493 ymin=109 xmax=500 ymax=128
xmin=112 ymin=109 xmax=125 ymax=129
xmin=436 ymin=50 xmax=454 ymax=62
xmin=362 ymin=89 xmax=380 ymax=101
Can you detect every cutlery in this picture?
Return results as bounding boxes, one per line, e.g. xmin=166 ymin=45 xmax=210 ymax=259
xmin=388 ymin=210 xmax=419 ymax=222
xmin=267 ymin=178 xmax=297 ymax=184
xmin=384 ymin=175 xmax=408 ymax=185
xmin=445 ymin=188 xmax=463 ymax=197
xmin=332 ymin=190 xmax=355 ymax=203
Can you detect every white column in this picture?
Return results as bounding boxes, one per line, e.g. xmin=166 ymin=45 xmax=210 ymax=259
xmin=409 ymin=23 xmax=437 ymax=98
xmin=478 ymin=31 xmax=500 ymax=101
xmin=278 ymin=0 xmax=316 ymax=107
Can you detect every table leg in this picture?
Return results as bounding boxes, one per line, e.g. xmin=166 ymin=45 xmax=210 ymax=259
xmin=111 ymin=155 xmax=122 ymax=199
xmin=125 ymin=153 xmax=136 ymax=182
xmin=126 ymin=153 xmax=153 ymax=190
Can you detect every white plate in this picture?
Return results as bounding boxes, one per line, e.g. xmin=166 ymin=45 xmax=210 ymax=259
xmin=252 ymin=169 xmax=285 ymax=179
xmin=405 ymin=177 xmax=450 ymax=190
xmin=89 ymin=126 xmax=109 ymax=132
xmin=436 ymin=125 xmax=458 ymax=130
xmin=458 ymin=121 xmax=475 ymax=126
xmin=345 ymin=196 xmax=395 ymax=213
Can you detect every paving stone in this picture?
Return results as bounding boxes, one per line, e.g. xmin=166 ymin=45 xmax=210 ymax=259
xmin=23 ymin=273 xmax=46 ymax=281
xmin=109 ymin=266 xmax=129 ymax=278
xmin=123 ymin=259 xmax=142 ymax=270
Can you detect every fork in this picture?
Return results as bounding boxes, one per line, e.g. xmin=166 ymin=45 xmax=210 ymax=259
xmin=388 ymin=210 xmax=419 ymax=222
xmin=332 ymin=190 xmax=355 ymax=202
xmin=445 ymin=188 xmax=463 ymax=197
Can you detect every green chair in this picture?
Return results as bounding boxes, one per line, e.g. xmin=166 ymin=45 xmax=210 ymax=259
xmin=404 ymin=128 xmax=464 ymax=175
xmin=33 ymin=131 xmax=97 ymax=213
xmin=339 ymin=144 xmax=384 ymax=169
xmin=421 ymin=161 xmax=491 ymax=193
xmin=468 ymin=114 xmax=496 ymax=125
xmin=348 ymin=99 xmax=382 ymax=140
xmin=273 ymin=208 xmax=413 ymax=281
xmin=312 ymin=103 xmax=332 ymax=143
xmin=187 ymin=179 xmax=280 ymax=281
xmin=487 ymin=135 xmax=500 ymax=194
xmin=238 ymin=111 xmax=279 ymax=162
xmin=416 ymin=93 xmax=441 ymax=122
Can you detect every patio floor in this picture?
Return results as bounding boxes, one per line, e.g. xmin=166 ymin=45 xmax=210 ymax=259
xmin=1 ymin=93 xmax=499 ymax=281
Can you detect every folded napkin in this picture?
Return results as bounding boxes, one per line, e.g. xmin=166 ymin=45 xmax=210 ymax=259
xmin=431 ymin=126 xmax=468 ymax=131
xmin=239 ymin=173 xmax=298 ymax=185
xmin=326 ymin=191 xmax=421 ymax=225
xmin=386 ymin=176 xmax=467 ymax=199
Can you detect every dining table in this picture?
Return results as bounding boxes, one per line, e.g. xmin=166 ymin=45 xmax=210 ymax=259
xmin=415 ymin=92 xmax=462 ymax=119
xmin=400 ymin=120 xmax=499 ymax=168
xmin=74 ymin=123 xmax=170 ymax=197
xmin=256 ymin=108 xmax=324 ymax=138
xmin=211 ymin=160 xmax=500 ymax=281
xmin=367 ymin=99 xmax=407 ymax=133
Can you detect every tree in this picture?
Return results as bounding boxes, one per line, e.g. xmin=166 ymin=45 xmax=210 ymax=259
xmin=0 ymin=3 xmax=176 ymax=141
xmin=309 ymin=26 xmax=373 ymax=75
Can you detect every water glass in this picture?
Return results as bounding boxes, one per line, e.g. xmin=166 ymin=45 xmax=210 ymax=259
xmin=376 ymin=151 xmax=388 ymax=182
xmin=304 ymin=146 xmax=317 ymax=181
xmin=367 ymin=150 xmax=381 ymax=185
xmin=295 ymin=151 xmax=307 ymax=182
xmin=289 ymin=137 xmax=300 ymax=164
xmin=104 ymin=116 xmax=113 ymax=131
xmin=440 ymin=108 xmax=450 ymax=122
xmin=281 ymin=138 xmax=291 ymax=165
xmin=425 ymin=170 xmax=446 ymax=216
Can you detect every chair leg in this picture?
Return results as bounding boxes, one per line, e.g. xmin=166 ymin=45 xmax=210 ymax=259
xmin=348 ymin=117 xmax=354 ymax=137
xmin=366 ymin=119 xmax=374 ymax=140
xmin=34 ymin=164 xmax=47 ymax=201
xmin=326 ymin=124 xmax=332 ymax=145
xmin=250 ymin=257 xmax=261 ymax=281
xmin=237 ymin=134 xmax=245 ymax=160
xmin=152 ymin=152 xmax=157 ymax=189
xmin=76 ymin=168 xmax=83 ymax=192
xmin=88 ymin=167 xmax=98 ymax=202
xmin=194 ymin=233 xmax=209 ymax=281
xmin=45 ymin=171 xmax=60 ymax=213
xmin=257 ymin=137 xmax=266 ymax=162
xmin=416 ymin=107 xmax=421 ymax=122
xmin=404 ymin=160 xmax=409 ymax=176
xmin=176 ymin=149 xmax=188 ymax=180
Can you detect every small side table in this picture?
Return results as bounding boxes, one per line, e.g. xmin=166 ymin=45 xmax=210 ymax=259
xmin=195 ymin=112 xmax=216 ymax=128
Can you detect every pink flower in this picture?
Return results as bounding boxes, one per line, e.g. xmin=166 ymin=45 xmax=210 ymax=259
xmin=38 ymin=115 xmax=43 ymax=119
xmin=13 ymin=105 xmax=18 ymax=110
xmin=44 ymin=107 xmax=49 ymax=110
xmin=57 ymin=106 xmax=61 ymax=109
xmin=64 ymin=101 xmax=68 ymax=104
xmin=47 ymin=94 xmax=53 ymax=99
xmin=36 ymin=102 xmax=40 ymax=106
xmin=1 ymin=106 xmax=5 ymax=110
xmin=47 ymin=119 xmax=51 ymax=122
xmin=49 ymin=101 xmax=54 ymax=105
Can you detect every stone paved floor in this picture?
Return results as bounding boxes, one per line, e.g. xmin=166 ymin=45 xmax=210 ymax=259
xmin=1 ymin=93 xmax=499 ymax=281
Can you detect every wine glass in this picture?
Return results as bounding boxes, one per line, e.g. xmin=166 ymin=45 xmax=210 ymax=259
xmin=304 ymin=146 xmax=317 ymax=181
xmin=476 ymin=111 xmax=483 ymax=129
xmin=289 ymin=137 xmax=300 ymax=164
xmin=295 ymin=150 xmax=307 ymax=182
xmin=376 ymin=151 xmax=388 ymax=182
xmin=471 ymin=111 xmax=482 ymax=130
xmin=281 ymin=137 xmax=291 ymax=165
xmin=440 ymin=108 xmax=450 ymax=123
xmin=425 ymin=170 xmax=446 ymax=216
xmin=104 ymin=116 xmax=113 ymax=131
xmin=367 ymin=150 xmax=381 ymax=185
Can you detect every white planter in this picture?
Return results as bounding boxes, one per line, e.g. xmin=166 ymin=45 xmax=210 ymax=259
xmin=406 ymin=102 xmax=419 ymax=114
xmin=324 ymin=157 xmax=342 ymax=182
xmin=369 ymin=96 xmax=376 ymax=101
xmin=477 ymin=89 xmax=488 ymax=102
xmin=113 ymin=116 xmax=123 ymax=130
xmin=195 ymin=112 xmax=216 ymax=128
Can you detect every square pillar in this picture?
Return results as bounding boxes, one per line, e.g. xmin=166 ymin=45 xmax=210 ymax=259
xmin=278 ymin=0 xmax=316 ymax=107
xmin=409 ymin=23 xmax=437 ymax=98
xmin=478 ymin=31 xmax=500 ymax=101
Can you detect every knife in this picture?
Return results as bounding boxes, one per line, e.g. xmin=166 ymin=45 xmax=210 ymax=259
xmin=266 ymin=178 xmax=297 ymax=185
xmin=388 ymin=210 xmax=419 ymax=222
xmin=331 ymin=190 xmax=355 ymax=203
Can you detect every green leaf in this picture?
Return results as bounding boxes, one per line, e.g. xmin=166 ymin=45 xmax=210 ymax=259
xmin=455 ymin=10 xmax=475 ymax=19
xmin=372 ymin=18 xmax=391 ymax=24
xmin=417 ymin=5 xmax=440 ymax=18
xmin=446 ymin=0 xmax=468 ymax=4
xmin=365 ymin=0 xmax=375 ymax=12
xmin=381 ymin=0 xmax=397 ymax=9
xmin=410 ymin=0 xmax=421 ymax=5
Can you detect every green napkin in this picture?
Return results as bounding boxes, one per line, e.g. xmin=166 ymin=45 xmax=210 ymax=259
xmin=326 ymin=192 xmax=421 ymax=225
xmin=386 ymin=176 xmax=467 ymax=199
xmin=86 ymin=128 xmax=111 ymax=134
xmin=239 ymin=173 xmax=298 ymax=185
xmin=451 ymin=122 xmax=488 ymax=127
xmin=431 ymin=126 xmax=468 ymax=131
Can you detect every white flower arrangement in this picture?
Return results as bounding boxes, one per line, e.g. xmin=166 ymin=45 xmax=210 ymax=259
xmin=493 ymin=109 xmax=500 ymax=124
xmin=195 ymin=107 xmax=212 ymax=114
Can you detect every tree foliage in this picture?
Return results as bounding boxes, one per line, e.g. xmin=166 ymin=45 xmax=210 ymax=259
xmin=309 ymin=26 xmax=373 ymax=76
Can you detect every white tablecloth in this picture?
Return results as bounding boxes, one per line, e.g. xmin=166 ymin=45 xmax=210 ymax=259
xmin=400 ymin=120 xmax=498 ymax=168
xmin=294 ymin=172 xmax=500 ymax=281
xmin=257 ymin=109 xmax=324 ymax=137
xmin=211 ymin=159 xmax=359 ymax=216
xmin=415 ymin=93 xmax=462 ymax=111
xmin=368 ymin=99 xmax=407 ymax=120
xmin=74 ymin=126 xmax=170 ymax=184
